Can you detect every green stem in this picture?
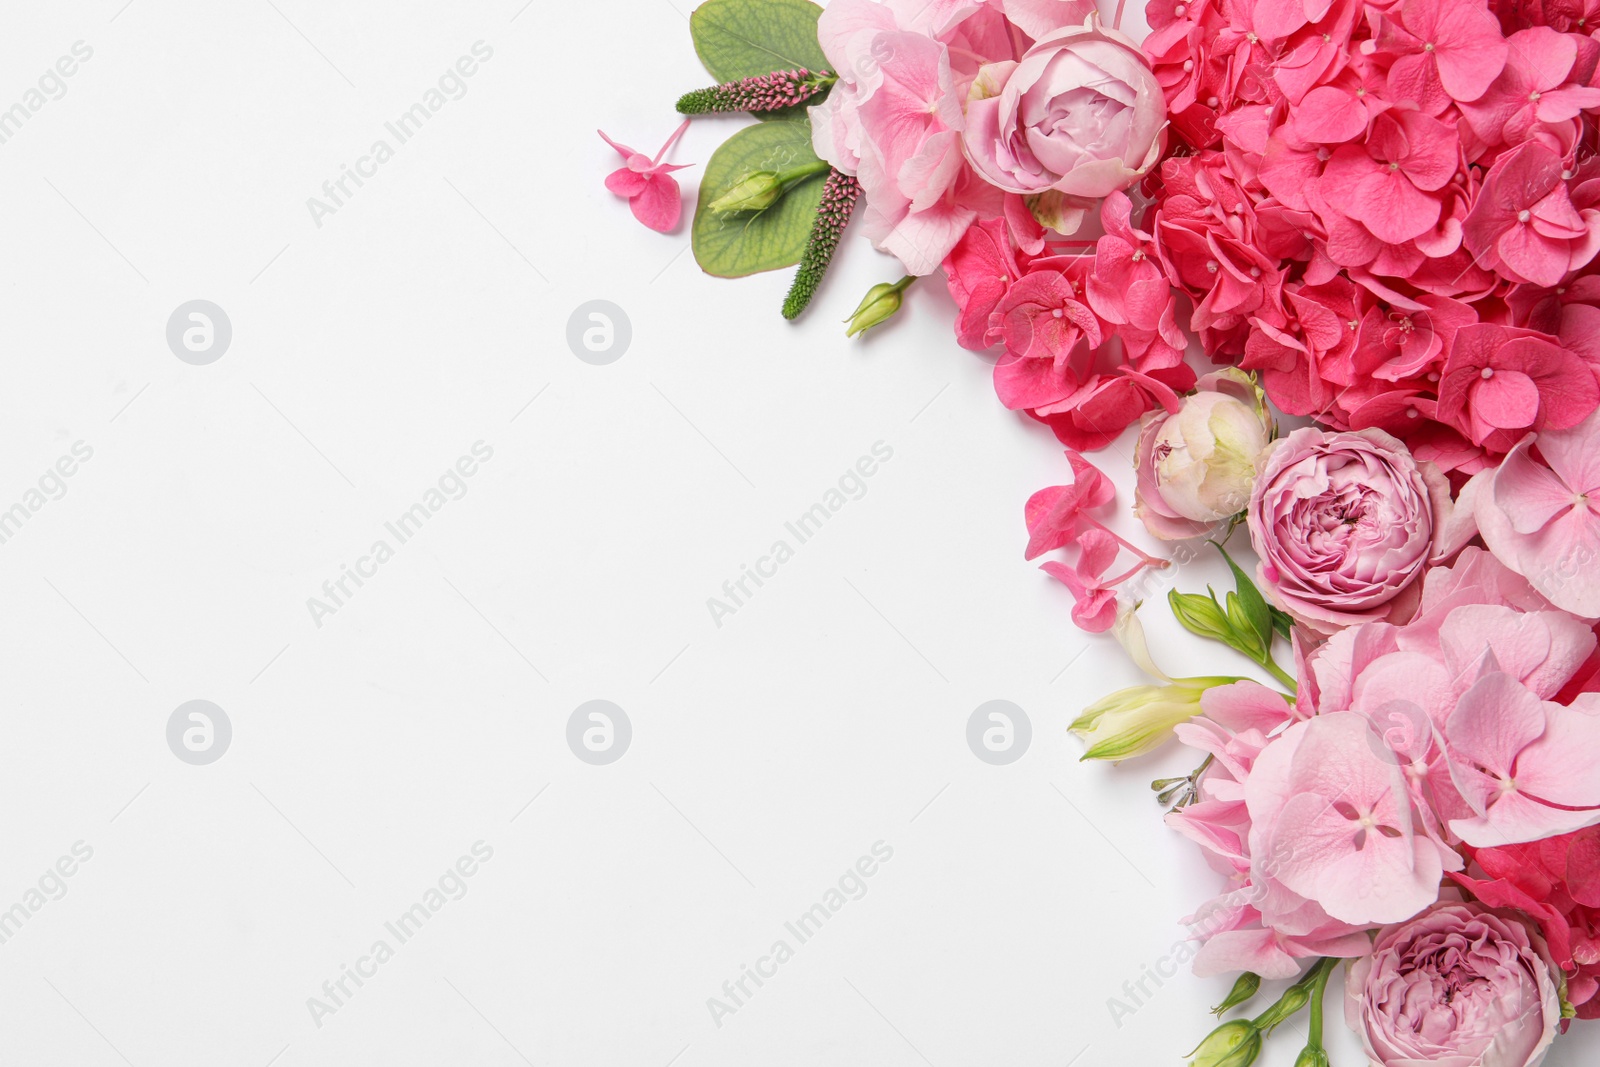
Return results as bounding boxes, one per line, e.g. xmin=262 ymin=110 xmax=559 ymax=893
xmin=1251 ymin=957 xmax=1334 ymax=1034
xmin=1263 ymin=655 xmax=1298 ymax=694
xmin=1307 ymin=956 xmax=1333 ymax=1048
xmin=777 ymin=160 xmax=831 ymax=190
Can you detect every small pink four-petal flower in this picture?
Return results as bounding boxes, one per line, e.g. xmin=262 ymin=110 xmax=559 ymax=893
xmin=598 ymin=118 xmax=693 ymax=233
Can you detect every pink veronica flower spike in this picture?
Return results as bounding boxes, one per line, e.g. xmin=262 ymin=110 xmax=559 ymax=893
xmin=599 ymin=118 xmax=693 ymax=233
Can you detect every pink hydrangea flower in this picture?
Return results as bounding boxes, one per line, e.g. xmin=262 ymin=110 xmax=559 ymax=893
xmin=1248 ymin=712 xmax=1453 ymax=924
xmin=1446 ymin=671 xmax=1600 ymax=845
xmin=810 ymin=0 xmax=1039 ymax=275
xmin=1319 ymin=110 xmax=1460 ymax=246
xmin=598 ymin=119 xmax=692 ymax=233
xmin=1040 ymin=528 xmax=1125 ymax=631
xmin=1368 ymin=0 xmax=1509 ymax=110
xmin=1477 ymin=407 xmax=1600 ymax=616
xmin=942 ymin=218 xmax=1025 ymax=350
xmin=992 ymin=260 xmax=1103 ymax=362
xmin=1462 ymin=141 xmax=1600 ymax=287
xmin=1458 ymin=27 xmax=1600 ymax=147
xmin=1436 ymin=322 xmax=1598 ymax=453
xmin=1023 ymin=450 xmax=1114 ymax=559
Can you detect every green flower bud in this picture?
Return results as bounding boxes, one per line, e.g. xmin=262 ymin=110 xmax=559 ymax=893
xmin=1072 ymin=677 xmax=1238 ymax=761
xmin=1225 ymin=591 xmax=1266 ymax=659
xmin=844 ymin=277 xmax=912 ymax=337
xmin=708 ymin=160 xmax=830 ymax=214
xmin=1211 ymin=972 xmax=1261 ymax=1016
xmin=1292 ymin=1046 xmax=1330 ymax=1067
xmin=1187 ymin=1019 xmax=1261 ymax=1067
xmin=1253 ymin=982 xmax=1311 ymax=1033
xmin=708 ymin=172 xmax=786 ymax=214
xmin=1170 ymin=589 xmax=1233 ymax=645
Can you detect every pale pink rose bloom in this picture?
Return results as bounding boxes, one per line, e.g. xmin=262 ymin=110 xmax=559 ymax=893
xmin=810 ymin=0 xmax=1068 ymax=275
xmin=1248 ymin=427 xmax=1454 ymax=634
xmin=961 ymin=17 xmax=1166 ymax=210
xmin=1346 ymin=902 xmax=1562 ymax=1067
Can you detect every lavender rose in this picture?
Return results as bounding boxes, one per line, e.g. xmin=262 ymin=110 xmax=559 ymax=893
xmin=1135 ymin=369 xmax=1273 ymax=541
xmin=961 ymin=16 xmax=1165 ymax=226
xmin=1346 ymin=902 xmax=1562 ymax=1067
xmin=1248 ymin=427 xmax=1445 ymax=634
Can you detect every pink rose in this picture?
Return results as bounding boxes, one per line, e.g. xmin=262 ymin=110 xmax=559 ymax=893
xmin=1248 ymin=427 xmax=1448 ymax=633
xmin=1346 ymin=902 xmax=1562 ymax=1067
xmin=961 ymin=17 xmax=1166 ymax=209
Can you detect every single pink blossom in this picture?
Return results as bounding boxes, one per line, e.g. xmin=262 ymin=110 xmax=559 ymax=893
xmin=1462 ymin=141 xmax=1600 ymax=288
xmin=1477 ymin=408 xmax=1600 ymax=616
xmin=1249 ymin=712 xmax=1451 ymax=924
xmin=1040 ymin=528 xmax=1124 ymax=631
xmin=1023 ymin=450 xmax=1115 ymax=559
xmin=993 ymin=265 xmax=1104 ymax=364
xmin=1446 ymin=671 xmax=1600 ymax=845
xmin=1369 ymin=0 xmax=1509 ymax=108
xmin=1458 ymin=27 xmax=1600 ymax=147
xmin=962 ymin=19 xmax=1167 ymax=203
xmin=942 ymin=218 xmax=1024 ymax=350
xmin=1319 ymin=110 xmax=1459 ymax=246
xmin=1345 ymin=903 xmax=1561 ymax=1067
xmin=598 ymin=119 xmax=692 ymax=233
xmin=1248 ymin=427 xmax=1446 ymax=633
xmin=1436 ymin=323 xmax=1599 ymax=453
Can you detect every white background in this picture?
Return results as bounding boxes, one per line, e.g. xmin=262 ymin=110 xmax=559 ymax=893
xmin=0 ymin=1 xmax=1593 ymax=1065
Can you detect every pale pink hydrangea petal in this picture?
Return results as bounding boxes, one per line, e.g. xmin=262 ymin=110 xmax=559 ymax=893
xmin=1496 ymin=444 xmax=1588 ymax=534
xmin=1439 ymin=604 xmax=1597 ymax=699
xmin=1447 ymin=674 xmax=1600 ymax=844
xmin=1478 ymin=411 xmax=1600 ymax=616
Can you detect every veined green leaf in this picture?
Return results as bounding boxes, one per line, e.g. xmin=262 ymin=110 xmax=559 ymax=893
xmin=693 ymin=118 xmax=826 ymax=278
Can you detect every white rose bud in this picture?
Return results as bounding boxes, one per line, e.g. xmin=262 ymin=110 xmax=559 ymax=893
xmin=1135 ymin=369 xmax=1274 ymax=540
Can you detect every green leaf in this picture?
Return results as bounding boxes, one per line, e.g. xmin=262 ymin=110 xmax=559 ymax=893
xmin=1270 ymin=605 xmax=1295 ymax=642
xmin=691 ymin=0 xmax=829 ymax=83
xmin=1215 ymin=543 xmax=1274 ymax=657
xmin=1224 ymin=593 xmax=1265 ymax=660
xmin=693 ymin=119 xmax=827 ymax=278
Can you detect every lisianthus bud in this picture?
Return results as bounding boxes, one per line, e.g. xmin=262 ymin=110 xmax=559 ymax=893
xmin=1254 ymin=982 xmax=1311 ymax=1031
xmin=708 ymin=172 xmax=786 ymax=214
xmin=1212 ymin=972 xmax=1261 ymax=1016
xmin=1292 ymin=1047 xmax=1329 ymax=1067
xmin=845 ymin=277 xmax=913 ymax=337
xmin=1135 ymin=369 xmax=1273 ymax=540
xmin=1071 ymin=678 xmax=1236 ymax=761
xmin=1187 ymin=1019 xmax=1261 ymax=1067
xmin=708 ymin=160 xmax=830 ymax=214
